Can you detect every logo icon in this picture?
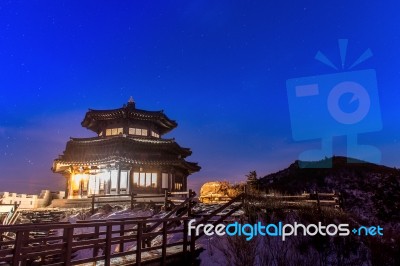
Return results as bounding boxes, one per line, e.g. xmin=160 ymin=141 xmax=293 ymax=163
xmin=286 ymin=39 xmax=382 ymax=167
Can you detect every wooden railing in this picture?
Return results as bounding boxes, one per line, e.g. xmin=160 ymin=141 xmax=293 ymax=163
xmin=193 ymin=194 xmax=244 ymax=240
xmin=0 ymin=188 xmax=342 ymax=265
xmin=201 ymin=190 xmax=342 ymax=209
xmin=253 ymin=191 xmax=343 ymax=209
xmin=0 ymin=203 xmax=19 ymax=225
xmin=0 ymin=216 xmax=196 ymax=266
xmin=89 ymin=190 xmax=194 ymax=214
xmin=145 ymin=190 xmax=196 ymax=234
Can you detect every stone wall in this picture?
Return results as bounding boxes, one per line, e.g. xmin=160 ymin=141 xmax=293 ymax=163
xmin=0 ymin=190 xmax=56 ymax=209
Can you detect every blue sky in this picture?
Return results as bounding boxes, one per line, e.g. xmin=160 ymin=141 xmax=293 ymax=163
xmin=1 ymin=1 xmax=400 ymax=193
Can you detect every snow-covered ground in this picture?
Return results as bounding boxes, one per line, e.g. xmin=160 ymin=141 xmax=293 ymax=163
xmin=57 ymin=203 xmax=244 ymax=265
xmin=11 ymin=201 xmax=395 ymax=265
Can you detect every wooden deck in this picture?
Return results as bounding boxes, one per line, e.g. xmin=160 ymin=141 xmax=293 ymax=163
xmin=0 ymin=190 xmax=199 ymax=266
xmin=0 ymin=188 xmax=343 ymax=265
xmin=0 ymin=217 xmax=197 ymax=266
xmin=77 ymin=244 xmax=202 ymax=266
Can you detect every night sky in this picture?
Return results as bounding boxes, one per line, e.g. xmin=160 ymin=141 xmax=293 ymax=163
xmin=1 ymin=1 xmax=400 ymax=194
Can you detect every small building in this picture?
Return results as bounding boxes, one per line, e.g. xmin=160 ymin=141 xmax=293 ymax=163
xmin=52 ymin=98 xmax=200 ymax=199
xmin=0 ymin=190 xmax=55 ymax=209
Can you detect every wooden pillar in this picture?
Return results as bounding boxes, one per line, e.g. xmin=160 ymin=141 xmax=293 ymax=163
xmin=79 ymin=179 xmax=83 ymax=198
xmin=168 ymin=173 xmax=172 ymax=191
xmin=68 ymin=174 xmax=74 ymax=199
xmin=129 ymin=169 xmax=134 ymax=194
xmin=172 ymin=173 xmax=175 ymax=191
xmin=107 ymin=169 xmax=111 ymax=194
xmin=157 ymin=170 xmax=162 ymax=193
xmin=65 ymin=176 xmax=69 ymax=199
xmin=127 ymin=170 xmax=131 ymax=194
xmin=117 ymin=164 xmax=121 ymax=195
xmin=183 ymin=175 xmax=187 ymax=191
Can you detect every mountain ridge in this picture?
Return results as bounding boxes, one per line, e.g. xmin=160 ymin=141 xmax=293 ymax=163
xmin=258 ymin=156 xmax=400 ymax=225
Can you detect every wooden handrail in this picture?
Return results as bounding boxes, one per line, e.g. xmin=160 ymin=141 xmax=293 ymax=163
xmin=0 ymin=215 xmax=195 ymax=265
xmin=89 ymin=193 xmax=180 ymax=214
xmin=196 ymin=193 xmax=244 ymax=225
xmin=145 ymin=190 xmax=196 ymax=233
xmin=195 ymin=203 xmax=243 ymax=240
xmin=168 ymin=191 xmax=191 ymax=195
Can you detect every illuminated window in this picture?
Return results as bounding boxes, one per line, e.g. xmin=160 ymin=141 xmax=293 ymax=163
xmin=106 ymin=128 xmax=123 ymax=136
xmin=162 ymin=173 xmax=168 ymax=189
xmin=139 ymin=173 xmax=145 ymax=187
xmin=120 ymin=171 xmax=128 ymax=189
xmin=110 ymin=170 xmax=118 ymax=190
xmin=145 ymin=173 xmax=151 ymax=187
xmin=151 ymin=173 xmax=157 ymax=188
xmin=133 ymin=172 xmax=139 ymax=187
xmin=129 ymin=128 xmax=148 ymax=136
xmin=175 ymin=183 xmax=183 ymax=190
xmin=151 ymin=131 xmax=159 ymax=138
xmin=132 ymin=172 xmax=158 ymax=188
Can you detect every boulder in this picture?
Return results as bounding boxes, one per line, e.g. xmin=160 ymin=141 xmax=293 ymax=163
xmin=199 ymin=181 xmax=241 ymax=203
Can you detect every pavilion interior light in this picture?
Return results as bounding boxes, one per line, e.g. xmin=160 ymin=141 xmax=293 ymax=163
xmin=72 ymin=174 xmax=85 ymax=186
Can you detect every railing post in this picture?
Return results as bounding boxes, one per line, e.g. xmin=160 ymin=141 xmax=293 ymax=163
xmin=119 ymin=224 xmax=125 ymax=253
xmin=91 ymin=195 xmax=95 ymax=214
xmin=164 ymin=190 xmax=168 ymax=207
xmin=13 ymin=230 xmax=24 ymax=266
xmin=0 ymin=229 xmax=2 ymax=250
xmin=136 ymin=222 xmax=143 ymax=266
xmin=315 ymin=191 xmax=321 ymax=213
xmin=183 ymin=219 xmax=188 ymax=262
xmin=40 ymin=230 xmax=49 ymax=263
xmin=161 ymin=221 xmax=167 ymax=266
xmin=104 ymin=223 xmax=112 ymax=266
xmin=19 ymin=230 xmax=29 ymax=266
xmin=146 ymin=223 xmax=151 ymax=248
xmin=140 ymin=222 xmax=151 ymax=248
xmin=190 ymin=227 xmax=196 ymax=262
xmin=188 ymin=189 xmax=192 ymax=217
xmin=93 ymin=224 xmax=99 ymax=258
xmin=130 ymin=193 xmax=135 ymax=210
xmin=63 ymin=226 xmax=73 ymax=266
xmin=141 ymin=222 xmax=146 ymax=248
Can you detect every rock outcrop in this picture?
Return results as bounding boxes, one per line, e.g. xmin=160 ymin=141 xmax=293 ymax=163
xmin=199 ymin=181 xmax=242 ymax=203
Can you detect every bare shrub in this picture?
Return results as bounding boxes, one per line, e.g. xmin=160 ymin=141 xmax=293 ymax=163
xmin=213 ymin=234 xmax=258 ymax=266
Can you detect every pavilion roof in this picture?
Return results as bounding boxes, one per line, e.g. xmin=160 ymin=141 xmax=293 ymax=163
xmin=81 ymin=103 xmax=177 ymax=134
xmin=52 ymin=136 xmax=200 ymax=173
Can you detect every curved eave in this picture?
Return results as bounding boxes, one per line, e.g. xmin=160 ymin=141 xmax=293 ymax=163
xmin=66 ymin=136 xmax=193 ymax=157
xmin=53 ymin=156 xmax=201 ymax=174
xmin=184 ymin=162 xmax=201 ymax=174
xmin=81 ymin=107 xmax=177 ymax=134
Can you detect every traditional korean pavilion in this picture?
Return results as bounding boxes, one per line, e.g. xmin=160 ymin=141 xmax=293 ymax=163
xmin=52 ymin=97 xmax=200 ymax=198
